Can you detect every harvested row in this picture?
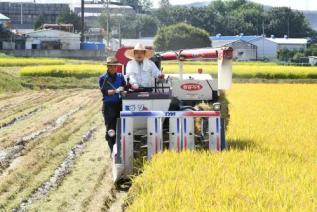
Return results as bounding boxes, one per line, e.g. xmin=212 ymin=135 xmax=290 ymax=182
xmin=25 ymin=125 xmax=115 ymax=212
xmin=0 ymin=90 xmax=105 ymax=210
xmin=0 ymin=107 xmax=41 ymax=129
xmin=16 ymin=127 xmax=97 ymax=212
xmin=0 ymin=90 xmax=49 ymax=112
xmin=0 ymin=89 xmax=100 ymax=149
xmin=127 ymin=84 xmax=317 ymax=211
xmin=0 ymin=106 xmax=82 ymax=174
xmin=0 ymin=89 xmax=72 ymax=120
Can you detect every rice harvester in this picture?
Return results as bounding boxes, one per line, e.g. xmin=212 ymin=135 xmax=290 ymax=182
xmin=112 ymin=47 xmax=233 ymax=182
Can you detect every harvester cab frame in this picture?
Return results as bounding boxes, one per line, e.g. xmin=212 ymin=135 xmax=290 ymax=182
xmin=112 ymin=47 xmax=233 ymax=182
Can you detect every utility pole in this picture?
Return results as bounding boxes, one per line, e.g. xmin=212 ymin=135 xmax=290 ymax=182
xmin=106 ymin=0 xmax=110 ymax=49
xmin=81 ymin=0 xmax=85 ymax=43
xmin=20 ymin=3 xmax=23 ymax=25
xmin=287 ymin=13 xmax=290 ymax=37
xmin=119 ymin=20 xmax=121 ymax=47
xmin=262 ymin=20 xmax=265 ymax=60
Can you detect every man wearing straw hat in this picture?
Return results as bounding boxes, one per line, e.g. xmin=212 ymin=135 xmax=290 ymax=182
xmin=99 ymin=56 xmax=126 ymax=154
xmin=125 ymin=43 xmax=162 ymax=89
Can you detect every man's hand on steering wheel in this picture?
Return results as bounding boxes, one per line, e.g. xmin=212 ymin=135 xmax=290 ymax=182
xmin=131 ymin=84 xmax=139 ymax=90
xmin=156 ymin=74 xmax=165 ymax=84
xmin=115 ymin=86 xmax=124 ymax=94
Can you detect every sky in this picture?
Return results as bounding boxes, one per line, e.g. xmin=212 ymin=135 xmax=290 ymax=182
xmin=0 ymin=0 xmax=316 ymax=11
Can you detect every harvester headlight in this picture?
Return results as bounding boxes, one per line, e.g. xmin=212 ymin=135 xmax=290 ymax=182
xmin=108 ymin=129 xmax=116 ymax=137
xmin=213 ymin=103 xmax=221 ymax=111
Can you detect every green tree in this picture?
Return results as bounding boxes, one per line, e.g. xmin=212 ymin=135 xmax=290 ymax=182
xmin=266 ymin=7 xmax=314 ymax=37
xmin=57 ymin=11 xmax=81 ymax=31
xmin=292 ymin=52 xmax=305 ymax=63
xmin=154 ymin=23 xmax=211 ymax=51
xmin=99 ymin=12 xmax=159 ymax=38
xmin=99 ymin=12 xmax=138 ymax=38
xmin=208 ymin=0 xmax=265 ymax=35
xmin=135 ymin=14 xmax=159 ymax=37
xmin=139 ymin=0 xmax=153 ymax=11
xmin=155 ymin=0 xmax=173 ymax=26
xmin=34 ymin=15 xmax=46 ymax=30
xmin=305 ymin=45 xmax=317 ymax=56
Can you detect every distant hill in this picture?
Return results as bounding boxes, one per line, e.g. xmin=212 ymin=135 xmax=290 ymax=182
xmin=179 ymin=1 xmax=317 ymax=31
xmin=186 ymin=1 xmax=210 ymax=7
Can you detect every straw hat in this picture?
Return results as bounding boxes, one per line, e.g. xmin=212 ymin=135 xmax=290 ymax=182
xmin=124 ymin=43 xmax=154 ymax=60
xmin=106 ymin=56 xmax=120 ymax=65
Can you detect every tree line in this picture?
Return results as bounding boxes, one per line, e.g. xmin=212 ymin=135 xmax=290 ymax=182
xmin=97 ymin=0 xmax=316 ymax=39
xmin=40 ymin=0 xmax=315 ymax=40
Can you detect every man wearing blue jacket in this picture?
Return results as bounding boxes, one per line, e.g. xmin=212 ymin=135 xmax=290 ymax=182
xmin=99 ymin=57 xmax=126 ymax=154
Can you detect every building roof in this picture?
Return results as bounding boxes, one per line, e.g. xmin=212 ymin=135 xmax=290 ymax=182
xmin=267 ymin=38 xmax=308 ymax=45
xmin=210 ymin=35 xmax=308 ymax=45
xmin=24 ymin=29 xmax=80 ymax=38
xmin=210 ymin=35 xmax=261 ymax=42
xmin=71 ymin=3 xmax=133 ymax=9
xmin=213 ymin=39 xmax=257 ymax=48
xmin=0 ymin=13 xmax=10 ymax=21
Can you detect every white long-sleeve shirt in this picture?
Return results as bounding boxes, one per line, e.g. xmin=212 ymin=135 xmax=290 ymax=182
xmin=126 ymin=59 xmax=161 ymax=87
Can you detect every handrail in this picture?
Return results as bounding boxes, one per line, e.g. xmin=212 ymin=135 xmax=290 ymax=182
xmin=120 ymin=111 xmax=221 ymax=118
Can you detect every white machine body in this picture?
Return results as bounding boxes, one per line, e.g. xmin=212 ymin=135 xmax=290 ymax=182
xmin=112 ymin=47 xmax=233 ymax=182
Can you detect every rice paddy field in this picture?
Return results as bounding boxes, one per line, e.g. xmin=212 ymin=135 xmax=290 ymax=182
xmin=20 ymin=64 xmax=106 ymax=78
xmin=19 ymin=61 xmax=317 ymax=79
xmin=0 ymin=57 xmax=317 ymax=211
xmin=0 ymin=57 xmax=66 ymax=67
xmin=127 ymin=84 xmax=317 ymax=211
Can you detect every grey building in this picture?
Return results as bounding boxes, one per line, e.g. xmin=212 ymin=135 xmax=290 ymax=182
xmin=24 ymin=29 xmax=81 ymax=50
xmin=212 ymin=39 xmax=257 ymax=61
xmin=309 ymin=56 xmax=317 ymax=66
xmin=210 ymin=35 xmax=308 ymax=60
xmin=0 ymin=2 xmax=69 ymax=29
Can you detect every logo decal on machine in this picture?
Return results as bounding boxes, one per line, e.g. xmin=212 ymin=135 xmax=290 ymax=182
xmin=125 ymin=105 xmax=149 ymax=111
xmin=180 ymin=83 xmax=203 ymax=91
